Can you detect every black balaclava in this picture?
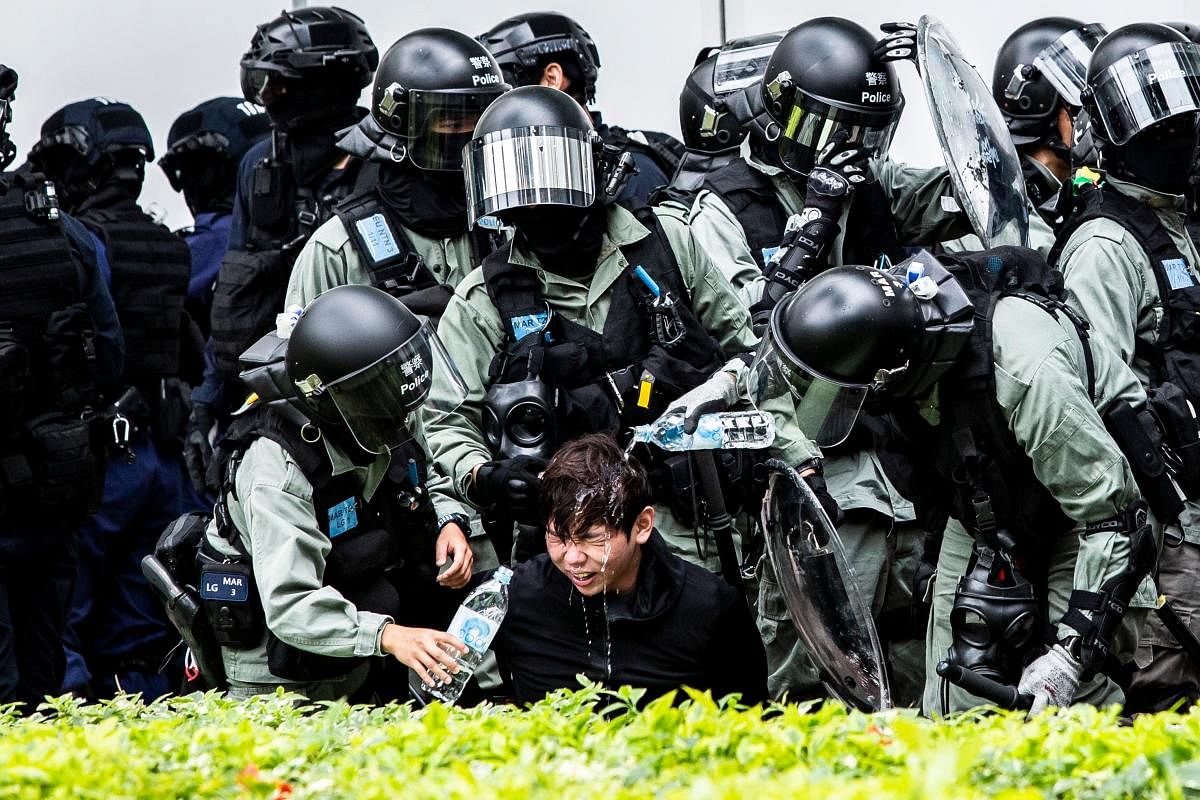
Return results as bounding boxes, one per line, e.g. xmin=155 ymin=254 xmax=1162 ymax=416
xmin=377 ymin=162 xmax=469 ymax=239
xmin=504 ymin=203 xmax=607 ymax=278
xmin=1109 ymin=113 xmax=1200 ymax=195
xmin=172 ymin=151 xmax=237 ymax=216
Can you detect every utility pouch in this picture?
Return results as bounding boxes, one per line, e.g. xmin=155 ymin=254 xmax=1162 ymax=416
xmin=22 ymin=412 xmax=96 ymax=517
xmin=0 ymin=326 xmax=30 ymax=421
xmin=211 ymin=249 xmax=290 ymax=380
xmin=1148 ymin=381 xmax=1200 ymax=500
xmin=324 ymin=527 xmax=392 ymax=586
xmin=197 ymin=546 xmax=264 ymax=649
xmin=155 ymin=510 xmax=212 ymax=587
xmin=1105 ymin=399 xmax=1184 ymax=524
xmin=249 ymin=158 xmax=294 ymax=232
xmin=152 ymin=377 xmax=192 ymax=453
xmin=41 ymin=302 xmax=96 ymax=412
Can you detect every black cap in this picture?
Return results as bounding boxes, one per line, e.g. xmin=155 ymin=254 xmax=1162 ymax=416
xmin=478 ymin=12 xmax=601 ymax=103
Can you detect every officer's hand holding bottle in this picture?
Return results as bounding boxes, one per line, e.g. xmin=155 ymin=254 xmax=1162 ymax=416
xmin=434 ymin=522 xmax=474 ymax=589
xmin=872 ymin=22 xmax=919 ymax=65
xmin=662 ymin=366 xmax=741 ymax=434
xmin=470 ymin=456 xmax=549 ymax=522
xmin=380 ymin=623 xmax=467 ymax=688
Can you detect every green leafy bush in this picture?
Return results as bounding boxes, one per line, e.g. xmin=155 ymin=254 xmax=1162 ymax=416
xmin=1 ymin=684 xmax=1199 ymax=798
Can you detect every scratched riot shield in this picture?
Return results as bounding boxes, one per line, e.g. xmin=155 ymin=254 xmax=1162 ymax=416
xmin=917 ymin=16 xmax=1031 ymax=248
xmin=760 ymin=459 xmax=892 ymax=711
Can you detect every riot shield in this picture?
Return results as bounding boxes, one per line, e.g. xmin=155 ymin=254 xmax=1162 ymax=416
xmin=917 ymin=16 xmax=1031 ymax=248
xmin=760 ymin=459 xmax=892 ymax=710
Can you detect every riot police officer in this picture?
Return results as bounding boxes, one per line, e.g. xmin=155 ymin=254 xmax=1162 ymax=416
xmin=477 ymin=11 xmax=684 ymax=205
xmin=422 ymin=85 xmax=819 ymax=573
xmin=28 ymin=97 xmax=200 ymax=699
xmin=0 ymin=65 xmax=123 ymax=710
xmin=202 ymin=285 xmax=473 ymax=700
xmin=189 ymin=6 xmax=379 ymax=493
xmin=753 ymin=250 xmax=1163 ymax=715
xmin=159 ymin=97 xmax=271 ymax=341
xmin=1053 ymin=23 xmax=1200 ymax=712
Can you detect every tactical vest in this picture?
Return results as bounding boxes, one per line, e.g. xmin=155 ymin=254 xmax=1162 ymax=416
xmin=1051 ymin=181 xmax=1200 ymax=402
xmin=483 ymin=206 xmax=725 ymax=443
xmin=77 ymin=200 xmax=191 ymax=383
xmin=333 ymin=186 xmax=496 ymax=323
xmin=898 ymin=248 xmax=1089 ymax=565
xmin=701 ymin=157 xmax=906 ymax=272
xmin=0 ymin=171 xmax=99 ymax=527
xmin=600 ymin=125 xmax=685 ymax=180
xmin=208 ymin=405 xmax=438 ymax=683
xmin=210 ymin=142 xmax=362 ymax=381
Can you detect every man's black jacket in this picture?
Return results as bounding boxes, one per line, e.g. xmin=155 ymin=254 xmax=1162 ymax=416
xmin=493 ymin=530 xmax=768 ymax=706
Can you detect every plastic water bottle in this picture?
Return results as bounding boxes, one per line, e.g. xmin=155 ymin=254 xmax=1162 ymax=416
xmin=421 ymin=566 xmax=512 ymax=705
xmin=630 ymin=411 xmax=776 ymax=451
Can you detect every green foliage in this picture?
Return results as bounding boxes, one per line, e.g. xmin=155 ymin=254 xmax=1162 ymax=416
xmin=0 ymin=684 xmax=1198 ymax=798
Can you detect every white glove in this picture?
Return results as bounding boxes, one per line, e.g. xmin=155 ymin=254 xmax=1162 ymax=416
xmin=660 ymin=363 xmax=743 ymax=434
xmin=1017 ymin=644 xmax=1083 ymax=716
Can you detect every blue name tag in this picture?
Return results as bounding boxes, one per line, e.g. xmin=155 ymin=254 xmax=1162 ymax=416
xmin=328 ymin=497 xmax=358 ymax=538
xmin=355 ymin=213 xmax=401 ymax=264
xmin=761 ymin=246 xmax=780 ymax=264
xmin=1162 ymin=258 xmax=1196 ymax=291
xmin=511 ymin=311 xmax=550 ymax=342
xmin=200 ymin=570 xmax=250 ymax=602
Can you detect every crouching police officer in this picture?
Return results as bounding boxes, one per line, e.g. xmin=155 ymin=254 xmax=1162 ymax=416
xmin=1053 ymin=23 xmax=1200 ymax=712
xmin=750 ymin=249 xmax=1169 ymax=715
xmin=423 ymin=85 xmax=819 ymax=572
xmin=202 ymin=284 xmax=473 ymax=700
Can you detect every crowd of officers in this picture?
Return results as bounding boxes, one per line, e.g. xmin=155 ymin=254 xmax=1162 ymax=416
xmin=2 ymin=6 xmax=1200 ymax=718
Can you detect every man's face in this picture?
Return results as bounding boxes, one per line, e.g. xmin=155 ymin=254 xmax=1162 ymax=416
xmin=545 ymin=508 xmax=653 ymax=596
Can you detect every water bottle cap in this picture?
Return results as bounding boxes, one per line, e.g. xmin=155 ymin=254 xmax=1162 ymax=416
xmin=495 ymin=566 xmax=513 ymax=585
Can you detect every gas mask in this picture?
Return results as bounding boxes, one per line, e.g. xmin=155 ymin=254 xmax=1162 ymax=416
xmin=947 ymin=544 xmax=1040 ymax=685
xmin=483 ymin=375 xmax=558 ymax=461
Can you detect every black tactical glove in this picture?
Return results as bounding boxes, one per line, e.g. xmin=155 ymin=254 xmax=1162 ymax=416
xmin=803 ymin=130 xmax=872 ymax=222
xmin=471 ymin=456 xmax=549 ymax=521
xmin=803 ymin=469 xmax=844 ymax=527
xmin=872 ymin=22 xmax=918 ymax=65
xmin=184 ymin=402 xmax=216 ymax=496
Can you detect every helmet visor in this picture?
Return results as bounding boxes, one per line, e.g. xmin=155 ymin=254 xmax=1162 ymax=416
xmin=463 ymin=124 xmax=596 ymax=226
xmin=322 ymin=321 xmax=467 ymax=454
xmin=1090 ymin=42 xmax=1200 ymax=145
xmin=776 ymin=92 xmax=902 ymax=175
xmin=1032 ymin=24 xmax=1108 ymax=107
xmin=749 ymin=332 xmax=868 ymax=449
xmin=713 ymin=33 xmax=784 ymax=94
xmin=407 ymin=89 xmax=505 ymax=172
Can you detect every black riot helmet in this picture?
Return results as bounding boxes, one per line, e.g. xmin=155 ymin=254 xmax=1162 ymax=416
xmin=29 ymin=98 xmax=154 ymax=210
xmin=758 ymin=17 xmax=904 ymax=176
xmin=1167 ymin=22 xmax=1200 ymax=45
xmin=478 ymin=12 xmax=601 ymax=104
xmin=159 ymin=97 xmax=271 ymax=214
xmin=993 ymin=18 xmax=1107 ymax=146
xmin=1083 ymin=23 xmax=1200 ymax=193
xmin=0 ymin=65 xmax=16 ymax=170
xmin=679 ymin=32 xmax=783 ymax=154
xmin=361 ymin=28 xmax=508 ymax=171
xmin=240 ymin=6 xmax=378 ymax=130
xmin=287 ymin=285 xmax=466 ymax=454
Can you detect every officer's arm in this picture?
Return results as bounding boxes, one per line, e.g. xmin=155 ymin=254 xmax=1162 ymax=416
xmin=283 ymin=216 xmax=370 ymax=308
xmin=875 ymin=157 xmax=972 ymax=244
xmin=234 ymin=439 xmax=392 ymax=657
xmin=62 ymin=213 xmax=124 ymax=394
xmin=992 ymin=300 xmax=1144 ymax=642
xmin=419 ymin=278 xmax=505 ymax=504
xmin=679 ymin=191 xmax=764 ymax=308
xmin=1060 ymin=228 xmax=1145 ymax=370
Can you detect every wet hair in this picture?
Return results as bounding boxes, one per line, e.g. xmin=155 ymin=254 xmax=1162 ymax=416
xmin=541 ymin=433 xmax=652 ymax=541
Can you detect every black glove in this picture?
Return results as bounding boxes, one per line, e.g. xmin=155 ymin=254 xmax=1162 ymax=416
xmin=471 ymin=457 xmax=549 ymax=521
xmin=872 ymin=22 xmax=918 ymax=64
xmin=803 ymin=131 xmax=872 ymax=221
xmin=803 ymin=469 xmax=844 ymax=527
xmin=184 ymin=402 xmax=216 ymax=496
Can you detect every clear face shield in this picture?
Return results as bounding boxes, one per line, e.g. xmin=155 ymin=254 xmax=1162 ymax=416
xmin=462 ymin=124 xmax=597 ymax=227
xmin=712 ymin=33 xmax=785 ymax=95
xmin=748 ymin=331 xmax=870 ymax=449
xmin=376 ymin=86 xmax=505 ymax=171
xmin=1030 ymin=24 xmax=1108 ymax=107
xmin=295 ymin=321 xmax=468 ymax=454
xmin=1089 ymin=41 xmax=1200 ymax=145
xmin=773 ymin=90 xmax=902 ymax=176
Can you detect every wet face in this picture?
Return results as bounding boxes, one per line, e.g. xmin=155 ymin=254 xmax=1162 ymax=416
xmin=545 ymin=507 xmax=653 ymax=596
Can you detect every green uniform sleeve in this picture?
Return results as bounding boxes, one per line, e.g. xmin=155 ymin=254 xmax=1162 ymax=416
xmin=990 ymin=298 xmax=1142 ymax=638
xmin=875 ymin=158 xmax=972 ymax=244
xmin=419 ymin=272 xmax=507 ymax=503
xmin=680 ymin=191 xmax=765 ymax=307
xmin=232 ymin=439 xmax=391 ymax=658
xmin=284 ymin=215 xmax=374 ymax=308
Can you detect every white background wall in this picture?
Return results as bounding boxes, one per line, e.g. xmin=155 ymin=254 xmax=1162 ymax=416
xmin=4 ymin=0 xmax=1195 ymax=229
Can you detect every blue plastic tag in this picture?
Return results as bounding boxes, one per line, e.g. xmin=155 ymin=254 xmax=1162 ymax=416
xmin=761 ymin=246 xmax=780 ymax=264
xmin=510 ymin=311 xmax=550 ymax=341
xmin=328 ymin=497 xmax=358 ymax=538
xmin=355 ymin=213 xmax=401 ymax=264
xmin=1162 ymin=258 xmax=1196 ymax=291
xmin=199 ymin=570 xmax=250 ymax=602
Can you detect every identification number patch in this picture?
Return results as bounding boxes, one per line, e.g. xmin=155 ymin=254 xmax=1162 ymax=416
xmin=355 ymin=213 xmax=401 ymax=264
xmin=200 ymin=570 xmax=250 ymax=602
xmin=511 ymin=311 xmax=550 ymax=341
xmin=328 ymin=496 xmax=359 ymax=538
xmin=1162 ymin=258 xmax=1196 ymax=291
